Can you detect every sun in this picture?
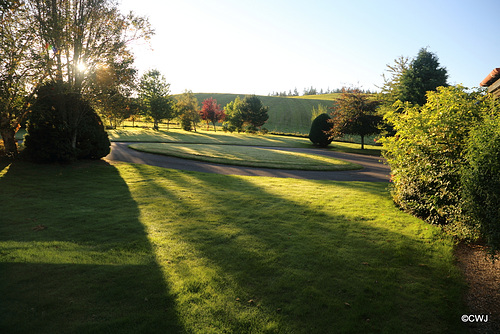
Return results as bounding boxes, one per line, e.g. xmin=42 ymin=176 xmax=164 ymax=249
xmin=76 ymin=62 xmax=87 ymax=72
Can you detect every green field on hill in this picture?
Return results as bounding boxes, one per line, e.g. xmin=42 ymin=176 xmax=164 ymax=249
xmin=191 ymin=93 xmax=335 ymax=134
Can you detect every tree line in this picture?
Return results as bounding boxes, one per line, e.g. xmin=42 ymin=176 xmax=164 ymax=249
xmin=269 ymin=86 xmax=375 ymax=97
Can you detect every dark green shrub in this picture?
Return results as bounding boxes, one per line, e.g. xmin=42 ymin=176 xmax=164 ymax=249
xmin=75 ymin=108 xmax=111 ymax=160
xmin=308 ymin=113 xmax=332 ymax=147
xmin=24 ymin=82 xmax=110 ymax=163
xmin=462 ymin=113 xmax=500 ymax=252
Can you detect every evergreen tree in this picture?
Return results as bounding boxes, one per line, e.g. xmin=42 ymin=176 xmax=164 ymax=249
xmin=240 ymin=95 xmax=269 ymax=128
xmin=398 ymin=48 xmax=448 ymax=105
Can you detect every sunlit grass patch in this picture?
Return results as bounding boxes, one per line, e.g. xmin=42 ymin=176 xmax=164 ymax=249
xmin=107 ymin=128 xmax=311 ymax=147
xmin=0 ymin=161 xmax=468 ymax=333
xmin=129 ymin=143 xmax=362 ymax=170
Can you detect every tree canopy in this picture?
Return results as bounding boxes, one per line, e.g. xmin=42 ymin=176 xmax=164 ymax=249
xmin=398 ymin=48 xmax=448 ymax=105
xmin=223 ymin=95 xmax=269 ymax=132
xmin=138 ymin=69 xmax=174 ymax=130
xmin=200 ymin=98 xmax=225 ymax=132
xmin=175 ymin=90 xmax=200 ymax=132
xmin=0 ymin=0 xmax=153 ymax=158
xmin=328 ymin=89 xmax=382 ymax=149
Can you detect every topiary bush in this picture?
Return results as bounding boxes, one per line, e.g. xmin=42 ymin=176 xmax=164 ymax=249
xmin=308 ymin=113 xmax=332 ymax=147
xmin=23 ymin=82 xmax=110 ymax=163
xmin=461 ymin=113 xmax=500 ymax=253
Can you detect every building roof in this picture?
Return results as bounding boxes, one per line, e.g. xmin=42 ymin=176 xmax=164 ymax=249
xmin=480 ymin=68 xmax=500 ymax=87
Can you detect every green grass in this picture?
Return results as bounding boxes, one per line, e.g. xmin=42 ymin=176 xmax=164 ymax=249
xmin=108 ymin=128 xmax=312 ymax=147
xmin=108 ymin=128 xmax=384 ymax=157
xmin=0 ymin=160 xmax=468 ymax=333
xmin=129 ymin=143 xmax=362 ymax=170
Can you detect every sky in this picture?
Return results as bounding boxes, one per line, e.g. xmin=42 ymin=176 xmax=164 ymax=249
xmin=119 ymin=0 xmax=500 ymax=96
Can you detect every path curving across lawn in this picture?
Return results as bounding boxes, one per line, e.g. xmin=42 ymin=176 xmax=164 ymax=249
xmin=128 ymin=143 xmax=362 ymax=171
xmin=105 ymin=142 xmax=390 ymax=182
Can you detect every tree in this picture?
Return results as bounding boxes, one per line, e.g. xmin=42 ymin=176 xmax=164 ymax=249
xmin=91 ymin=50 xmax=138 ymax=129
xmin=25 ymin=0 xmax=152 ymax=147
xmin=223 ymin=96 xmax=245 ymax=132
xmin=0 ymin=2 xmax=45 ymax=157
xmin=200 ymin=97 xmax=224 ymax=131
xmin=138 ymin=69 xmax=174 ymax=131
xmin=378 ymin=55 xmax=411 ymax=106
xmin=398 ymin=48 xmax=448 ymax=105
xmin=309 ymin=113 xmax=332 ymax=147
xmin=175 ymin=90 xmax=200 ymax=132
xmin=28 ymin=0 xmax=153 ymax=95
xmin=240 ymin=95 xmax=269 ymax=128
xmin=223 ymin=95 xmax=269 ymax=132
xmin=1 ymin=0 xmax=152 ymax=158
xmin=328 ymin=89 xmax=382 ymax=149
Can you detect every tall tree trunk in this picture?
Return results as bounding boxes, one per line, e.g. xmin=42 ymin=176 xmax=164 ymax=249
xmin=0 ymin=127 xmax=18 ymax=158
xmin=361 ymin=135 xmax=365 ymax=150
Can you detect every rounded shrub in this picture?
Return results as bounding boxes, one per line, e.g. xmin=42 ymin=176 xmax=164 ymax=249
xmin=24 ymin=82 xmax=110 ymax=163
xmin=308 ymin=113 xmax=332 ymax=147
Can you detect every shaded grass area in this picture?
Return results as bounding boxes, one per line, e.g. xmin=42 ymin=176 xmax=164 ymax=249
xmin=129 ymin=143 xmax=362 ymax=171
xmin=0 ymin=161 xmax=182 ymax=333
xmin=0 ymin=161 xmax=467 ymax=333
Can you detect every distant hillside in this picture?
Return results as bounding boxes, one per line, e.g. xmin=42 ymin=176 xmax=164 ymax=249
xmin=190 ymin=93 xmax=336 ymax=134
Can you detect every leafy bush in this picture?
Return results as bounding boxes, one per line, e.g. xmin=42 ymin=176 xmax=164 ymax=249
xmin=308 ymin=113 xmax=332 ymax=147
xmin=462 ymin=113 xmax=500 ymax=252
xmin=382 ymin=86 xmax=486 ymax=226
xmin=24 ymin=82 xmax=110 ymax=163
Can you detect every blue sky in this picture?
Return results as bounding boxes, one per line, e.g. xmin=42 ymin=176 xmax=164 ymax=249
xmin=119 ymin=0 xmax=500 ymax=95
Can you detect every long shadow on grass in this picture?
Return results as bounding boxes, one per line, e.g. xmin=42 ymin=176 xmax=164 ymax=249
xmin=0 ymin=161 xmax=183 ymax=334
xmin=127 ymin=164 xmax=468 ymax=334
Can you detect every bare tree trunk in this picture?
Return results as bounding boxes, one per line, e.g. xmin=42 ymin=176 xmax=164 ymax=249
xmin=0 ymin=127 xmax=18 ymax=158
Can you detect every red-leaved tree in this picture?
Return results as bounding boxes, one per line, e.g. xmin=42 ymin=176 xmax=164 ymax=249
xmin=199 ymin=98 xmax=225 ymax=131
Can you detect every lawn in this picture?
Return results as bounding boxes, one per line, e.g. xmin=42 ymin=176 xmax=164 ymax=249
xmin=107 ymin=128 xmax=384 ymax=156
xmin=0 ymin=160 xmax=468 ymax=333
xmin=129 ymin=143 xmax=362 ymax=170
xmin=108 ymin=128 xmax=312 ymax=147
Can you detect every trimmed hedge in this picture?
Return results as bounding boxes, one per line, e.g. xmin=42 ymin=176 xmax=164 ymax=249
xmin=308 ymin=113 xmax=332 ymax=147
xmin=462 ymin=113 xmax=500 ymax=253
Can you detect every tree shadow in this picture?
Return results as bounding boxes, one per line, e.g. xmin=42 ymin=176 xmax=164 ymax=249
xmin=127 ymin=164 xmax=468 ymax=333
xmin=0 ymin=160 xmax=183 ymax=333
